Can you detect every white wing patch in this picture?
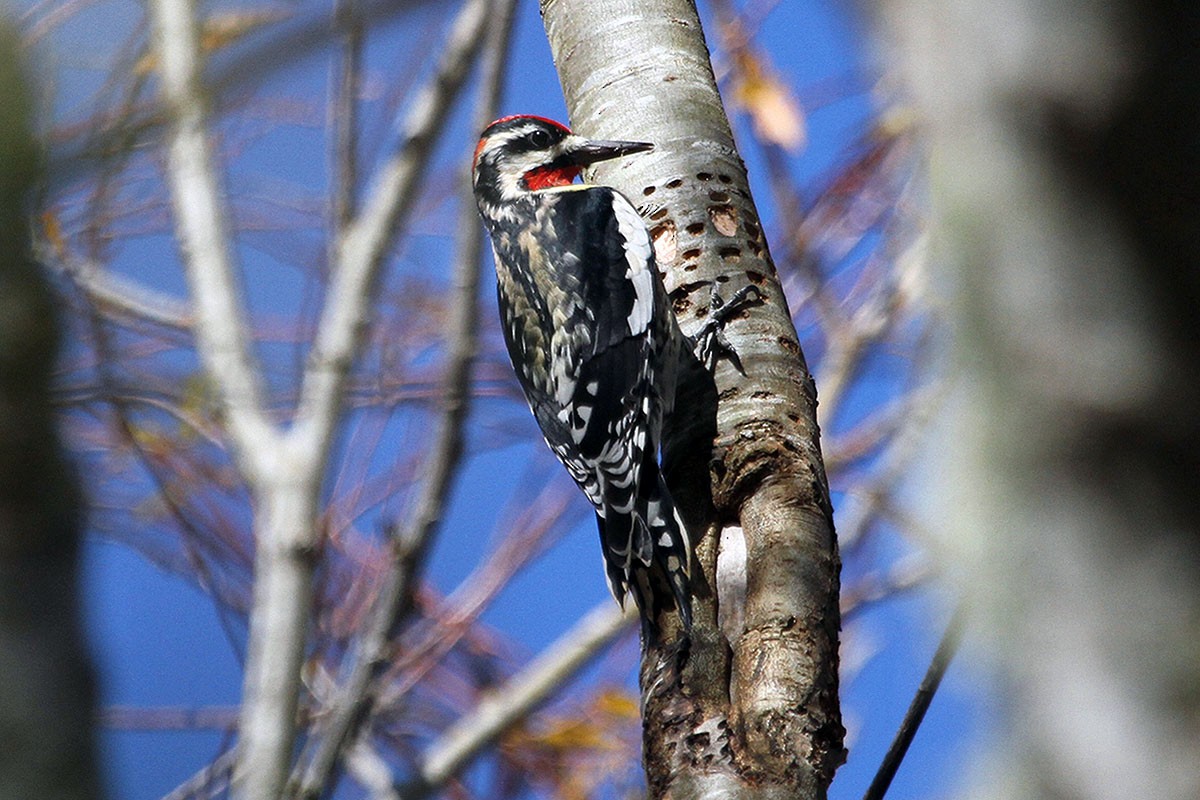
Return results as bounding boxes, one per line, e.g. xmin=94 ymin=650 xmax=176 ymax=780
xmin=610 ymin=194 xmax=655 ymax=336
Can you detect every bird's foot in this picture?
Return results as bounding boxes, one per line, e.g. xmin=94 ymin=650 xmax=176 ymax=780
xmin=691 ymin=283 xmax=764 ymax=373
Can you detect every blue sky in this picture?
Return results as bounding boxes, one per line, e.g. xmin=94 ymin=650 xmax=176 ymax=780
xmin=28 ymin=0 xmax=996 ymax=796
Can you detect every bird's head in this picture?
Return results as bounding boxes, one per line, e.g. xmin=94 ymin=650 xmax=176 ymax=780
xmin=472 ymin=115 xmax=653 ymax=208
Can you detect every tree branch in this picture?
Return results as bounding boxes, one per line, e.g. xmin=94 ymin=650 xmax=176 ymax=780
xmin=148 ymin=3 xmax=321 ymax=797
xmin=289 ymin=0 xmax=492 ymax=467
xmin=42 ymin=246 xmax=194 ymax=330
xmin=289 ymin=2 xmax=514 ymax=795
xmin=290 ymin=525 xmax=425 ymax=800
xmin=162 ymin=748 xmax=237 ymax=800
xmin=328 ymin=0 xmax=362 ymax=241
xmin=862 ymin=602 xmax=966 ymax=800
xmin=400 ymin=602 xmax=635 ymax=800
xmin=148 ymin=0 xmax=278 ymax=484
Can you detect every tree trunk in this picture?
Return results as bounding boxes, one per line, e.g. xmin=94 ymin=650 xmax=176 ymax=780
xmin=0 ymin=27 xmax=102 ymax=800
xmin=540 ymin=2 xmax=844 ymax=797
xmin=876 ymin=0 xmax=1200 ymax=797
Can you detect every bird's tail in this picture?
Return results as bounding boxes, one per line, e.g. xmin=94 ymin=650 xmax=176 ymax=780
xmin=597 ymin=456 xmax=692 ymax=638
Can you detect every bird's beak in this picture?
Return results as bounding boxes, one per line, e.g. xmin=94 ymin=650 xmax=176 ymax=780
xmin=569 ymin=138 xmax=654 ymax=166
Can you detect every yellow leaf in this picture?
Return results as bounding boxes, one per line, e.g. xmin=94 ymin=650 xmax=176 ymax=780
xmin=876 ymin=103 xmax=918 ymax=140
xmin=731 ymin=49 xmax=806 ymax=152
xmin=130 ymin=422 xmax=170 ymax=456
xmin=593 ymin=687 xmax=639 ymax=720
xmin=181 ymin=372 xmax=216 ymax=416
xmin=536 ymin=718 xmax=608 ymax=751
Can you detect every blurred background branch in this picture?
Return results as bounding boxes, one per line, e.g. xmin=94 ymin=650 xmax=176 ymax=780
xmin=0 ymin=22 xmax=100 ymax=800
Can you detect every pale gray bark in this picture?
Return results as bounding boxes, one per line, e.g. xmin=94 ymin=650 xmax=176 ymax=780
xmin=150 ymin=0 xmax=277 ymax=485
xmin=876 ymin=1 xmax=1200 ymax=798
xmin=540 ymin=2 xmax=843 ymax=797
xmin=43 ymin=248 xmax=194 ymax=330
xmin=149 ymin=2 xmax=302 ymax=795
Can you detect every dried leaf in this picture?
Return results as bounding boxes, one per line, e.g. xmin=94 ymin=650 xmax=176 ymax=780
xmin=876 ymin=103 xmax=918 ymax=141
xmin=592 ymin=687 xmax=638 ymax=720
xmin=731 ymin=49 xmax=807 ymax=152
xmin=536 ymin=718 xmax=609 ymax=751
xmin=41 ymin=210 xmax=65 ymax=256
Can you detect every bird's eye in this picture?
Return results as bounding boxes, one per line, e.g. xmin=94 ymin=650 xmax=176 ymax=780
xmin=528 ymin=129 xmax=552 ymax=148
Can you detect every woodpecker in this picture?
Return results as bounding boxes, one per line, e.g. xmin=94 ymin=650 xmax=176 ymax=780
xmin=471 ymin=115 xmax=692 ymax=635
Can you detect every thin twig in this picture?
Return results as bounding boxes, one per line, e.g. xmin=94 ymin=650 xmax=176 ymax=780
xmin=45 ymin=0 xmax=431 ymax=191
xmin=161 ymin=747 xmax=238 ymax=800
xmin=345 ymin=739 xmax=401 ymax=800
xmin=399 ymin=602 xmax=635 ymax=800
xmin=375 ymin=481 xmax=579 ymax=711
xmin=43 ymin=246 xmax=194 ymax=330
xmin=814 ymin=280 xmax=900 ymax=431
xmin=840 ymin=556 xmax=931 ymax=619
xmin=328 ymin=0 xmax=362 ymax=240
xmin=290 ymin=525 xmax=425 ymax=799
xmin=861 ymin=601 xmax=968 ymax=800
xmin=293 ymin=0 xmax=364 ymax=422
xmin=101 ymin=705 xmax=240 ymax=729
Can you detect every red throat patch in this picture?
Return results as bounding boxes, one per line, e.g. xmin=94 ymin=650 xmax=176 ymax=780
xmin=523 ymin=165 xmax=581 ymax=190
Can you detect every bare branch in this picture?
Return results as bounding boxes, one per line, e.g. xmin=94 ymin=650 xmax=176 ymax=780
xmin=148 ymin=0 xmax=278 ymax=483
xmin=42 ymin=246 xmax=193 ymax=330
xmin=161 ymin=748 xmax=237 ymax=800
xmin=204 ymin=2 xmax=488 ymax=792
xmin=148 ymin=2 xmax=321 ymax=795
xmin=814 ymin=280 xmax=903 ymax=432
xmin=45 ymin=0 xmax=432 ymax=191
xmin=290 ymin=3 xmax=514 ymax=794
xmin=100 ymin=705 xmax=240 ymax=729
xmin=328 ymin=0 xmax=363 ymax=239
xmin=290 ymin=525 xmax=425 ymax=800
xmin=345 ymin=740 xmax=401 ymax=800
xmin=289 ymin=0 xmax=493 ymax=465
xmin=401 ymin=602 xmax=635 ymax=800
xmin=373 ymin=480 xmax=580 ymax=713
xmin=840 ymin=556 xmax=932 ymax=619
xmin=861 ymin=602 xmax=966 ymax=800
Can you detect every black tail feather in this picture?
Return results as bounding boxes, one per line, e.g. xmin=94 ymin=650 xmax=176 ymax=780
xmin=596 ymin=458 xmax=692 ymax=640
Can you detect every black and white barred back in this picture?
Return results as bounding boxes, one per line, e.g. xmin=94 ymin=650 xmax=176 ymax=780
xmin=472 ymin=116 xmax=692 ymax=634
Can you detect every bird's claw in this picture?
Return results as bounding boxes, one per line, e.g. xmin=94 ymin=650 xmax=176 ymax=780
xmin=691 ymin=283 xmax=764 ymax=373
